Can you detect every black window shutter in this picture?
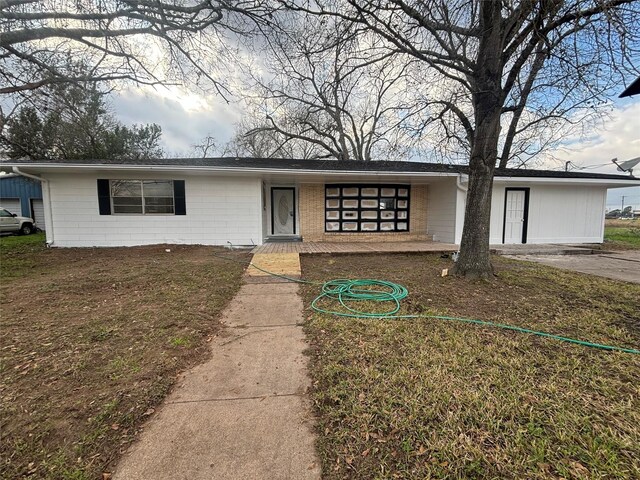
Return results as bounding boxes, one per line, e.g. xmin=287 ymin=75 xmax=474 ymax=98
xmin=174 ymin=180 xmax=186 ymax=215
xmin=97 ymin=179 xmax=111 ymax=215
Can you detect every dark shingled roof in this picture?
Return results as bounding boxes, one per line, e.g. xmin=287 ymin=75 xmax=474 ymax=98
xmin=2 ymin=157 xmax=636 ymax=181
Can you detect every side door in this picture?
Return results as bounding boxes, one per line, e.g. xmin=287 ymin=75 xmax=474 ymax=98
xmin=503 ymin=189 xmax=529 ymax=244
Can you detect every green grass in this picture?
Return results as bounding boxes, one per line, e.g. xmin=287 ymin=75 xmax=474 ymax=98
xmin=0 ymin=232 xmax=47 ymax=279
xmin=604 ymin=226 xmax=640 ymax=249
xmin=170 ymin=336 xmax=192 ymax=348
xmin=301 ymin=254 xmax=640 ymax=480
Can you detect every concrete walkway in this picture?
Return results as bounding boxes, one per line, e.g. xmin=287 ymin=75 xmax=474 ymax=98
xmin=114 ymin=267 xmax=320 ymax=479
xmin=510 ymin=250 xmax=640 ymax=284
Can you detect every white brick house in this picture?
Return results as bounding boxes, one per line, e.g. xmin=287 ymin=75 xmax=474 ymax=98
xmin=2 ymin=158 xmax=638 ymax=247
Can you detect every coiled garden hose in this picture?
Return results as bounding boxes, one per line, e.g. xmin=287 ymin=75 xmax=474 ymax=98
xmin=213 ymin=252 xmax=640 ymax=355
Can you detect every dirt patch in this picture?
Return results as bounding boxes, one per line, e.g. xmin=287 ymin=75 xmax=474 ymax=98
xmin=1 ymin=239 xmax=248 ymax=479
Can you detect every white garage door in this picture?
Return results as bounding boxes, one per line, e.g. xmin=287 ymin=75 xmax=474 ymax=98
xmin=32 ymin=199 xmax=46 ymax=230
xmin=0 ymin=198 xmax=21 ymax=216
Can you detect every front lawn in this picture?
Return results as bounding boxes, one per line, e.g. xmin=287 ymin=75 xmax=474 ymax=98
xmin=0 ymin=238 xmax=248 ymax=479
xmin=300 ymin=254 xmax=640 ymax=479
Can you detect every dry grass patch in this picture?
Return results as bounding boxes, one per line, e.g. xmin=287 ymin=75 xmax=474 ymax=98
xmin=300 ymin=253 xmax=640 ymax=480
xmin=0 ymin=235 xmax=248 ymax=479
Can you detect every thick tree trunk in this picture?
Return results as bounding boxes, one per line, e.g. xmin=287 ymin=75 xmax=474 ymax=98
xmin=451 ymin=1 xmax=504 ymax=279
xmin=452 ymin=147 xmax=497 ymax=279
xmin=452 ymin=101 xmax=502 ymax=280
xmin=452 ymin=98 xmax=502 ymax=278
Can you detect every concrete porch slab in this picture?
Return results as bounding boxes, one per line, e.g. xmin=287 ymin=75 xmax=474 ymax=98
xmin=252 ymin=241 xmax=458 ymax=255
xmin=492 ymin=243 xmax=600 ymax=256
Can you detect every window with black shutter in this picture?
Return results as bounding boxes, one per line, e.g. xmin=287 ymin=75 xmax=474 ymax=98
xmin=97 ymin=179 xmax=186 ymax=215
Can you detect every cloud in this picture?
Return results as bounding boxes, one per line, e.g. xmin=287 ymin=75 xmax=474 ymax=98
xmin=542 ymin=100 xmax=640 ymax=174
xmin=541 ymin=100 xmax=640 ymax=209
xmin=110 ymin=86 xmax=243 ymax=155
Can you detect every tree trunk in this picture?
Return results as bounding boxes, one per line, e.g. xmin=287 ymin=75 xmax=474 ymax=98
xmin=451 ymin=1 xmax=504 ymax=279
xmin=452 ymin=147 xmax=497 ymax=279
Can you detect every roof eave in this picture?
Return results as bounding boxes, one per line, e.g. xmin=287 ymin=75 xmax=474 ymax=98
xmin=0 ymin=162 xmax=462 ymax=178
xmin=492 ymin=176 xmax=640 ymax=187
xmin=2 ymin=162 xmax=637 ymax=184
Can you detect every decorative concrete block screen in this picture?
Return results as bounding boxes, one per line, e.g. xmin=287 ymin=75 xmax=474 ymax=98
xmin=325 ymin=184 xmax=410 ymax=233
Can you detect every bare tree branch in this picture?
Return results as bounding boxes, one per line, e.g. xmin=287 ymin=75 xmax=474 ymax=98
xmin=0 ymin=0 xmax=273 ymax=100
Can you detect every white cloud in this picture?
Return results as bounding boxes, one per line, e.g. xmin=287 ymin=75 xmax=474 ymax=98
xmin=107 ymin=81 xmax=640 ymax=208
xmin=110 ymin=85 xmax=243 ymax=155
xmin=541 ymin=100 xmax=640 ymax=209
xmin=542 ymin=100 xmax=640 ymax=174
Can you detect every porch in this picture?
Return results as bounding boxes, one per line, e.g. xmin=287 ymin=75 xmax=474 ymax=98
xmin=251 ymin=240 xmax=458 ymax=255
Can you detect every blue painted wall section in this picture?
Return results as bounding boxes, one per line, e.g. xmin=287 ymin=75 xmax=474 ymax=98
xmin=0 ymin=174 xmax=43 ymax=216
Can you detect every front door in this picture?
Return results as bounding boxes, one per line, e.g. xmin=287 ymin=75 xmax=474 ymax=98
xmin=271 ymin=187 xmax=295 ymax=235
xmin=503 ymin=188 xmax=529 ymax=244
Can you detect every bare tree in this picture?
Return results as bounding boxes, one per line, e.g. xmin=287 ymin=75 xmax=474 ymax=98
xmin=284 ymin=0 xmax=639 ymax=277
xmin=219 ymin=114 xmax=323 ymax=158
xmin=240 ymin=13 xmax=426 ymax=161
xmin=0 ymin=0 xmax=272 ymax=94
xmin=192 ymin=135 xmax=219 ymax=158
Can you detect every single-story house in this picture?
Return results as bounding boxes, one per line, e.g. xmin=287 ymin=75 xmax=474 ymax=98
xmin=0 ymin=173 xmax=47 ymax=230
xmin=1 ymin=158 xmax=638 ymax=248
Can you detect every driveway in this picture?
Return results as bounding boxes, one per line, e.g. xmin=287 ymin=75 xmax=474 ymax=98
xmin=511 ymin=251 xmax=640 ymax=284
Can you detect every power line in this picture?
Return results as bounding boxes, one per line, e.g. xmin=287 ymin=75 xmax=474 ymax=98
xmin=564 ymin=161 xmax=615 ymax=171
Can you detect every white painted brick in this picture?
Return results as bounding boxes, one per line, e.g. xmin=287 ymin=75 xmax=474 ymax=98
xmin=45 ymin=173 xmax=263 ymax=247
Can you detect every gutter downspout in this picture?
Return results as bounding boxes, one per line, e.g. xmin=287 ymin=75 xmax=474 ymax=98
xmin=456 ymin=174 xmax=468 ymax=193
xmin=12 ymin=167 xmax=54 ymax=246
xmin=454 ymin=174 xmax=468 ymax=245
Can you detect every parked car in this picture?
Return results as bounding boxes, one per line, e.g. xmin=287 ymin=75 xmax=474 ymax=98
xmin=0 ymin=207 xmax=36 ymax=235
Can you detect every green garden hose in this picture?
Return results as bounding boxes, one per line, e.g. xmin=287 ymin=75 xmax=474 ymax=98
xmin=215 ymin=253 xmax=640 ymax=355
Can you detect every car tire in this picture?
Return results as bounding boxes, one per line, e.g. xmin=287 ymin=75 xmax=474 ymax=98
xmin=20 ymin=223 xmax=33 ymax=235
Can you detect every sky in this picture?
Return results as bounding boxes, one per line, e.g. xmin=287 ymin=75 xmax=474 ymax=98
xmin=110 ymin=86 xmax=243 ymax=157
xmin=109 ymin=84 xmax=640 ymax=211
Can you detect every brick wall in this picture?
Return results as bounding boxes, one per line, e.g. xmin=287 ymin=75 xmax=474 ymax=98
xmin=44 ymin=172 xmax=263 ymax=247
xmin=299 ymin=183 xmax=430 ymax=242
